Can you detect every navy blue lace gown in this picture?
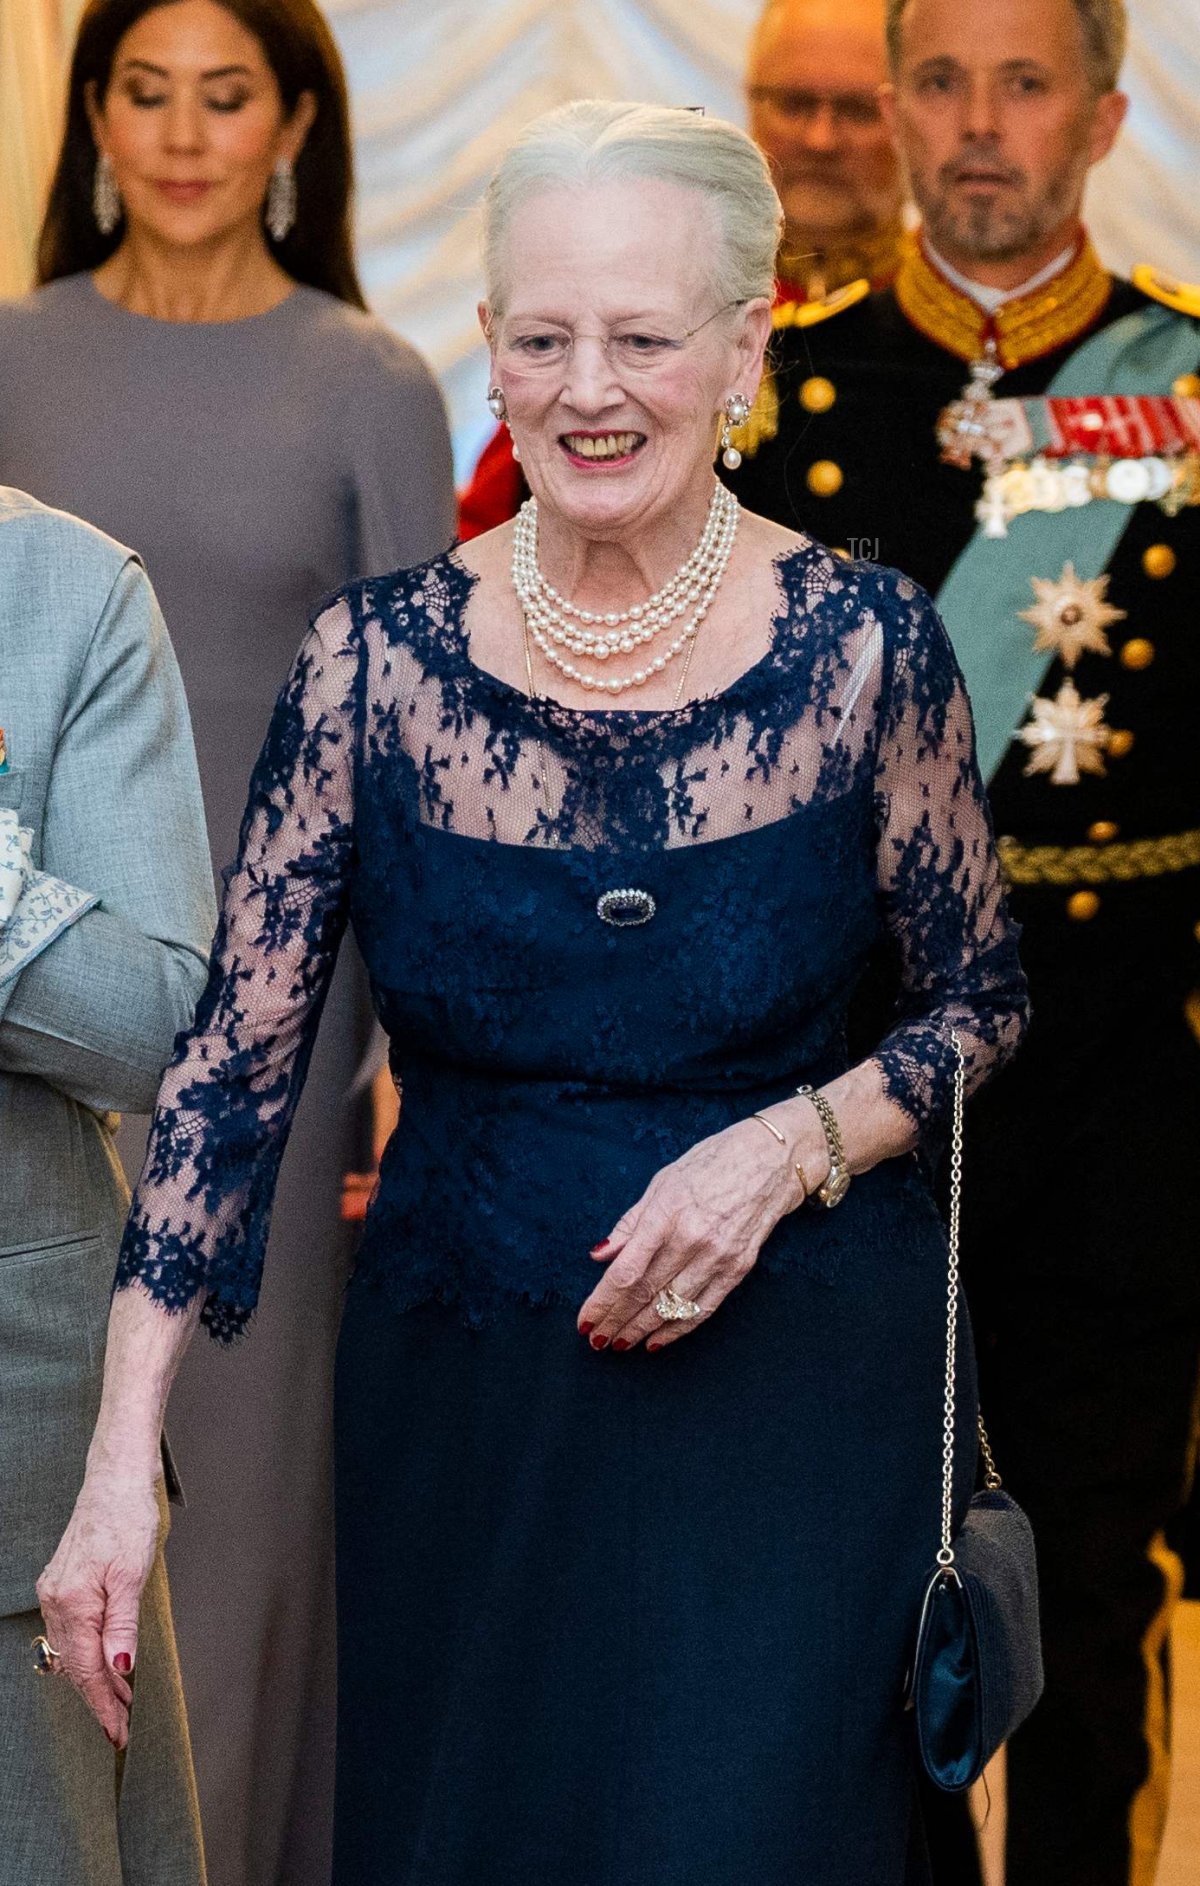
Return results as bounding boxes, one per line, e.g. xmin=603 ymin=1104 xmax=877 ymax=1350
xmin=117 ymin=538 xmax=1027 ymax=1884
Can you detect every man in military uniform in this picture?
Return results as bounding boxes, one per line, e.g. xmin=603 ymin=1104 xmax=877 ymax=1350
xmin=732 ymin=2 xmax=1200 ymax=1881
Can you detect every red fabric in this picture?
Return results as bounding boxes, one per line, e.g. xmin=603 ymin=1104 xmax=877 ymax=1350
xmin=457 ymin=424 xmax=525 ymax=539
xmin=774 ymin=276 xmax=811 ymax=308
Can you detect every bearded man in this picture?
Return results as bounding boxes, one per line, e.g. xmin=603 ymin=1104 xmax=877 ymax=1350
xmin=747 ymin=0 xmax=904 ymax=300
xmin=733 ymin=4 xmax=1200 ymax=1882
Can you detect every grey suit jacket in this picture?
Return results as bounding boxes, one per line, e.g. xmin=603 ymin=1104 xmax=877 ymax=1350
xmin=0 ymin=487 xmax=215 ymax=1614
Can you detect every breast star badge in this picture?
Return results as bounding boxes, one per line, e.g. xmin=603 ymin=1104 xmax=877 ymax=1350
xmin=1018 ymin=563 xmax=1126 ymax=669
xmin=1017 ymin=679 xmax=1111 ymax=786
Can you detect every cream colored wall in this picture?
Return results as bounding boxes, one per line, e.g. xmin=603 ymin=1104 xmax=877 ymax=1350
xmin=0 ymin=0 xmax=84 ymax=295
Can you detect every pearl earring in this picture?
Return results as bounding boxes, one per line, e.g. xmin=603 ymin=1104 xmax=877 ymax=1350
xmin=487 ymin=386 xmax=520 ymax=458
xmin=720 ymin=394 xmax=752 ymax=471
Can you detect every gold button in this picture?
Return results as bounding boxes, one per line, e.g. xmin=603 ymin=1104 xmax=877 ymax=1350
xmin=1173 ymin=372 xmax=1200 ymax=398
xmin=831 ymin=545 xmax=851 ymax=559
xmin=1067 ymin=890 xmax=1101 ymax=922
xmin=1120 ymin=637 xmax=1156 ymax=670
xmin=1142 ymin=543 xmax=1176 ymax=579
xmin=807 ymin=459 xmax=844 ymax=497
xmin=800 ymin=375 xmax=837 ymax=414
xmin=1107 ymin=728 xmax=1135 ymax=758
xmin=1087 ymin=820 xmax=1120 ymax=843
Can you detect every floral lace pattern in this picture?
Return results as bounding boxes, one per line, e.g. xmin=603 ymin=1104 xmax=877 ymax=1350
xmin=117 ymin=541 xmax=1027 ymax=1338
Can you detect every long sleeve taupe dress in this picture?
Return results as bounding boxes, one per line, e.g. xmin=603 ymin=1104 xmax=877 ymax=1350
xmin=0 ymin=273 xmax=456 ymax=1886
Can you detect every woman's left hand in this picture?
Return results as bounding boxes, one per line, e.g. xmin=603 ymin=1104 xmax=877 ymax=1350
xmin=577 ymin=1112 xmax=827 ymax=1352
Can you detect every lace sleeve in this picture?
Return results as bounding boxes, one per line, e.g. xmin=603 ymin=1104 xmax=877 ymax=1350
xmin=114 ymin=598 xmax=361 ymax=1341
xmin=870 ymin=579 xmax=1028 ymax=1133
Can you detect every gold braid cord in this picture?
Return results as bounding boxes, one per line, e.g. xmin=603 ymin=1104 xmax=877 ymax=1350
xmin=895 ymin=238 xmax=1112 ymax=368
xmin=998 ymin=828 xmax=1200 ymax=887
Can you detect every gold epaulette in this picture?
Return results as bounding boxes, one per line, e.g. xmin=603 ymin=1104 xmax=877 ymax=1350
xmin=732 ymin=280 xmax=871 ymax=462
xmin=1132 ymin=264 xmax=1200 ymax=319
xmin=772 ymin=277 xmax=871 ymax=332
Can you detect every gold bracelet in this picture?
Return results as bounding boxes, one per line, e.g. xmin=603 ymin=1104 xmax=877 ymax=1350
xmin=751 ymin=1112 xmax=810 ymax=1203
xmin=750 ymin=1111 xmax=786 ymax=1144
xmin=795 ymin=1084 xmax=852 ymax=1208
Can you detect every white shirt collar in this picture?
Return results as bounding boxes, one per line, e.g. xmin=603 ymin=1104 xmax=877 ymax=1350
xmin=924 ymin=239 xmax=1080 ymax=315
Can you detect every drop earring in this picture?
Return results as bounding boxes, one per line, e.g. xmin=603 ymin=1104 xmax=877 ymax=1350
xmin=720 ymin=394 xmax=752 ymax=470
xmin=265 ymin=158 xmax=297 ymax=242
xmin=486 ymin=386 xmax=520 ymax=460
xmin=93 ymin=152 xmax=121 ymax=236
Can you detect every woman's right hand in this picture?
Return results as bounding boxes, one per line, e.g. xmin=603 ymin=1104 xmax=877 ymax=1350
xmin=35 ymin=1465 xmax=160 ymax=1749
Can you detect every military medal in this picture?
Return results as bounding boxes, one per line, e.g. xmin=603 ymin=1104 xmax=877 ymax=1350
xmin=963 ymin=393 xmax=1200 ymax=535
xmin=1017 ymin=680 xmax=1112 ymax=786
xmin=1018 ymin=563 xmax=1126 ymax=668
xmin=1010 ymin=564 xmax=1124 ymax=785
xmin=936 ymin=341 xmax=1008 ymax=470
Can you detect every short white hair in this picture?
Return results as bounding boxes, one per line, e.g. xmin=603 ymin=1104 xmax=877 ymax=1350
xmin=482 ymin=99 xmax=783 ymax=317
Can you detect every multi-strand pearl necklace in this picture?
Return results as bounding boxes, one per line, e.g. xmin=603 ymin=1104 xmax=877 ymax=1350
xmin=512 ymin=482 xmax=740 ymax=696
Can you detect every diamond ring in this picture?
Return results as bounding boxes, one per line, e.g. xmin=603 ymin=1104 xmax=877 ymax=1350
xmin=654 ymin=1287 xmax=700 ymax=1321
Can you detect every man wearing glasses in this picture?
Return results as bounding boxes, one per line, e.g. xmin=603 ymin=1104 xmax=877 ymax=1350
xmin=747 ymin=0 xmax=905 ymax=302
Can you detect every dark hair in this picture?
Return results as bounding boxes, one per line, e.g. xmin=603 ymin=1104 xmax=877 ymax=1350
xmin=37 ymin=0 xmax=366 ymax=307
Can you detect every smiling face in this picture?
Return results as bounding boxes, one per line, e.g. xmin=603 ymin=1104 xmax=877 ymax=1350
xmin=886 ymin=0 xmax=1126 ymax=267
xmin=484 ymin=178 xmax=770 ymax=544
xmin=88 ymin=0 xmax=315 ymax=252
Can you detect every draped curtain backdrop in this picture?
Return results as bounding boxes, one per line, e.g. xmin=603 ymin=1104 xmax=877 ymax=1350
xmin=3 ymin=0 xmax=1199 ymax=473
xmin=330 ymin=0 xmax=1200 ymax=475
xmin=0 ymin=0 xmax=79 ymax=299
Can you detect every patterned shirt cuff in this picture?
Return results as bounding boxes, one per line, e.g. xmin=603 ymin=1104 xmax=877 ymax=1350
xmin=0 ymin=872 xmax=98 ymax=986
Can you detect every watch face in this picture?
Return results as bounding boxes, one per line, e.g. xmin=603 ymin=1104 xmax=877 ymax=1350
xmin=821 ymin=1165 xmax=851 ymax=1207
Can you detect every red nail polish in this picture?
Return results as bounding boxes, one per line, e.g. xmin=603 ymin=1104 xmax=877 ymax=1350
xmin=113 ymin=1653 xmax=132 ymax=1675
xmin=612 ymin=1338 xmax=631 ymax=1352
xmin=590 ymin=1334 xmax=609 ymax=1351
xmin=646 ymin=1342 xmax=661 ymax=1353
xmin=590 ymin=1240 xmax=610 ymax=1255
xmin=579 ymin=1321 xmax=594 ymax=1337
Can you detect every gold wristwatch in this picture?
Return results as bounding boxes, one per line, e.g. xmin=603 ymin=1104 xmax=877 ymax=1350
xmin=795 ymin=1085 xmax=851 ymax=1208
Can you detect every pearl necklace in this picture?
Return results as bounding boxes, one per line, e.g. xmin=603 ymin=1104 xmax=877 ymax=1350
xmin=512 ymin=483 xmax=740 ymax=695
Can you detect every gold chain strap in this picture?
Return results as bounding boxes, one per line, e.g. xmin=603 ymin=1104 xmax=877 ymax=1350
xmin=941 ymin=1033 xmax=1002 ymax=1566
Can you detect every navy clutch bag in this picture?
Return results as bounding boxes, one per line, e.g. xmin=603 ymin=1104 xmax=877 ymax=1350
xmin=907 ymin=1036 xmax=1044 ymax=1793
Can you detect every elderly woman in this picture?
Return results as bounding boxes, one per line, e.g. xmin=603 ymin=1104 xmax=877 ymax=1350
xmin=43 ymin=102 xmax=1026 ymax=1882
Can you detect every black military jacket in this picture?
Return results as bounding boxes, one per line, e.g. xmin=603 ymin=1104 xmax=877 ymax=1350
xmin=731 ymin=273 xmax=1200 ymax=1027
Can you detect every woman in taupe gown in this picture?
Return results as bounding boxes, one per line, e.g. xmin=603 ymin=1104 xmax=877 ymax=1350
xmin=0 ymin=4 xmax=454 ymax=1881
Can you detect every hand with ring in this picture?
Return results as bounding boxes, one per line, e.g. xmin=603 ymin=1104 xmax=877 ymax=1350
xmin=577 ymin=1107 xmax=828 ymax=1352
xmin=31 ymin=1634 xmax=62 ymax=1676
xmin=35 ymin=1463 xmax=161 ymax=1750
